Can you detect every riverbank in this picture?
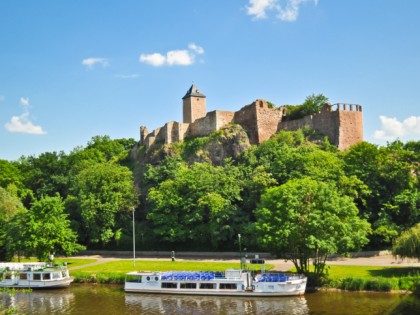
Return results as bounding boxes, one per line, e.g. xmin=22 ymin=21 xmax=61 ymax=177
xmin=61 ymin=253 xmax=420 ymax=293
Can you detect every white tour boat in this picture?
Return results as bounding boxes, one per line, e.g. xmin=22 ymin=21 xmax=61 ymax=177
xmin=0 ymin=262 xmax=73 ymax=289
xmin=125 ymin=259 xmax=307 ymax=297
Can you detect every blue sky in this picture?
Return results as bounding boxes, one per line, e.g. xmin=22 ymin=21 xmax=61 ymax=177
xmin=1 ymin=0 xmax=419 ymax=161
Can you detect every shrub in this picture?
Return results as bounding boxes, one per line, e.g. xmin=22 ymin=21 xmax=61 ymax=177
xmin=340 ymin=277 xmax=366 ymax=291
xmin=365 ymin=278 xmax=394 ymax=291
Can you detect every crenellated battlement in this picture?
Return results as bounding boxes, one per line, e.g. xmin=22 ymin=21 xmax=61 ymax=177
xmin=139 ymin=85 xmax=363 ymax=151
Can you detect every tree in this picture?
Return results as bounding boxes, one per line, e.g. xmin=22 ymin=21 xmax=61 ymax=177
xmin=0 ymin=159 xmax=23 ymax=188
xmin=147 ymin=161 xmax=245 ymax=249
xmin=393 ymin=223 xmax=420 ymax=260
xmin=284 ymin=94 xmax=329 ymax=120
xmin=343 ymin=141 xmax=419 ymax=247
xmin=71 ymin=162 xmax=138 ymax=246
xmin=0 ymin=186 xmax=26 ymax=260
xmin=254 ymin=178 xmax=370 ymax=279
xmin=301 ymin=94 xmax=329 ymax=115
xmin=18 ymin=195 xmax=85 ymax=261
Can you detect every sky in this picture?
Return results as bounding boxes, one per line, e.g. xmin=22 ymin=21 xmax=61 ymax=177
xmin=1 ymin=0 xmax=419 ymax=161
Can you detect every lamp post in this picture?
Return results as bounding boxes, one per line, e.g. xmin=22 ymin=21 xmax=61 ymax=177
xmin=238 ymin=234 xmax=242 ymax=269
xmin=132 ymin=208 xmax=136 ymax=267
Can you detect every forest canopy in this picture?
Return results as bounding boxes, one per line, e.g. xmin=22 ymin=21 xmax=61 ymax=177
xmin=0 ymin=131 xmax=419 ymax=262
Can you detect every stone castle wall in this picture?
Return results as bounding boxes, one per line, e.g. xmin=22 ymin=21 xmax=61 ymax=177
xmin=188 ymin=110 xmax=235 ymax=138
xmin=140 ymin=95 xmax=363 ymax=151
xmin=337 ymin=104 xmax=363 ymax=150
xmin=280 ymin=103 xmax=363 ymax=150
xmin=234 ymin=99 xmax=284 ymax=144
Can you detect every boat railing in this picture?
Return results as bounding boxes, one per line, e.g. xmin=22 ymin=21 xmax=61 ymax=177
xmin=160 ymin=271 xmax=225 ymax=281
xmin=0 ymin=262 xmax=47 ymax=271
xmin=255 ymin=273 xmax=306 ymax=282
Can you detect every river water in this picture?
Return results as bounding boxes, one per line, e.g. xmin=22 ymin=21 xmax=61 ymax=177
xmin=1 ymin=284 xmax=418 ymax=314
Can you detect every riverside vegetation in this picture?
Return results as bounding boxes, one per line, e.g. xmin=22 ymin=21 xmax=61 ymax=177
xmin=15 ymin=257 xmax=416 ymax=294
xmin=1 ymin=124 xmax=419 ymax=289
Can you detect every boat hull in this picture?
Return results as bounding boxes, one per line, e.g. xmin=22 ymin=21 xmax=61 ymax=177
xmin=125 ymin=288 xmax=305 ymax=297
xmin=0 ymin=278 xmax=73 ymax=289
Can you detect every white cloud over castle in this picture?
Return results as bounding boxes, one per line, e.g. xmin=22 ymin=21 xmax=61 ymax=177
xmin=139 ymin=43 xmax=205 ymax=67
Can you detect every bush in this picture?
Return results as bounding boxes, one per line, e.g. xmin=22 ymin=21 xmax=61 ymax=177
xmin=340 ymin=277 xmax=367 ymax=291
xmin=365 ymin=278 xmax=394 ymax=291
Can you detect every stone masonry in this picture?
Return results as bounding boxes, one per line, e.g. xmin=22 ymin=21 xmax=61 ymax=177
xmin=139 ymin=84 xmax=363 ymax=151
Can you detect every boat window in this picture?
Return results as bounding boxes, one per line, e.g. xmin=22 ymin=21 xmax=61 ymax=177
xmin=5 ymin=272 xmax=13 ymax=280
xmin=19 ymin=273 xmax=28 ymax=280
xmin=126 ymin=275 xmax=142 ymax=283
xmin=43 ymin=273 xmax=51 ymax=280
xmin=219 ymin=283 xmax=237 ymax=290
xmin=161 ymin=282 xmax=177 ymax=289
xmin=33 ymin=273 xmax=41 ymax=280
xmin=53 ymin=272 xmax=61 ymax=279
xmin=180 ymin=283 xmax=197 ymax=289
xmin=199 ymin=283 xmax=216 ymax=289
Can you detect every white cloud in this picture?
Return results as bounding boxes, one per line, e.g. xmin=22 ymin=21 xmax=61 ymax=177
xmin=167 ymin=50 xmax=194 ymax=65
xmin=82 ymin=57 xmax=109 ymax=70
xmin=4 ymin=97 xmax=46 ymax=135
xmin=5 ymin=112 xmax=46 ymax=135
xmin=139 ymin=43 xmax=204 ymax=67
xmin=188 ymin=43 xmax=205 ymax=54
xmin=139 ymin=53 xmax=166 ymax=66
xmin=246 ymin=0 xmax=279 ymax=19
xmin=246 ymin=0 xmax=317 ymax=21
xmin=374 ymin=115 xmax=420 ymax=141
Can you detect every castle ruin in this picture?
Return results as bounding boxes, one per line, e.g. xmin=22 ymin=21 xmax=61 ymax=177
xmin=140 ymin=84 xmax=363 ymax=151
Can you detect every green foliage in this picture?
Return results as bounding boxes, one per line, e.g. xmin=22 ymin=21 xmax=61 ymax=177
xmin=71 ymin=162 xmax=138 ymax=246
xmin=147 ymin=161 xmax=246 ymax=248
xmin=18 ymin=151 xmax=71 ymax=200
xmin=1 ymin=129 xmax=418 ymax=255
xmin=0 ymin=160 xmax=23 ymax=189
xmin=338 ymin=277 xmax=395 ymax=291
xmin=393 ymin=223 xmax=420 ymax=260
xmin=254 ymin=178 xmax=370 ymax=279
xmin=343 ymin=140 xmax=419 ymax=248
xmin=0 ymin=187 xmax=26 ymax=260
xmin=284 ymin=94 xmax=329 ymax=120
xmin=4 ymin=195 xmax=85 ymax=261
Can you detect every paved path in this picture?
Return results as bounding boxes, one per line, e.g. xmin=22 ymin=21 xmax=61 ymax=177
xmin=68 ymin=254 xmax=420 ymax=271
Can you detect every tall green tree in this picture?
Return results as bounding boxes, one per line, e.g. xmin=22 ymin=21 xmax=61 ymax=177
xmin=18 ymin=151 xmax=71 ymax=199
xmin=71 ymin=162 xmax=138 ymax=246
xmin=147 ymin=161 xmax=245 ymax=248
xmin=343 ymin=141 xmax=419 ymax=247
xmin=0 ymin=186 xmax=26 ymax=260
xmin=254 ymin=178 xmax=370 ymax=278
xmin=15 ymin=195 xmax=85 ymax=261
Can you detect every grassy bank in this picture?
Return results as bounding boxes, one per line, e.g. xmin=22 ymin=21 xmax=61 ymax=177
xmin=325 ymin=265 xmax=420 ymax=292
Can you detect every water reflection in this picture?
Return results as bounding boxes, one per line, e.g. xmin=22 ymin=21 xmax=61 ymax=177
xmin=1 ymin=289 xmax=75 ymax=314
xmin=0 ymin=285 xmax=415 ymax=315
xmin=125 ymin=294 xmax=310 ymax=315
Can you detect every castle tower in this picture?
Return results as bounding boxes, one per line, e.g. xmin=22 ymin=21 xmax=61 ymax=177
xmin=182 ymin=83 xmax=206 ymax=124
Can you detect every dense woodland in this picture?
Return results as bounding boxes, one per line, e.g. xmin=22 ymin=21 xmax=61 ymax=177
xmin=0 ymin=129 xmax=419 ymax=267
